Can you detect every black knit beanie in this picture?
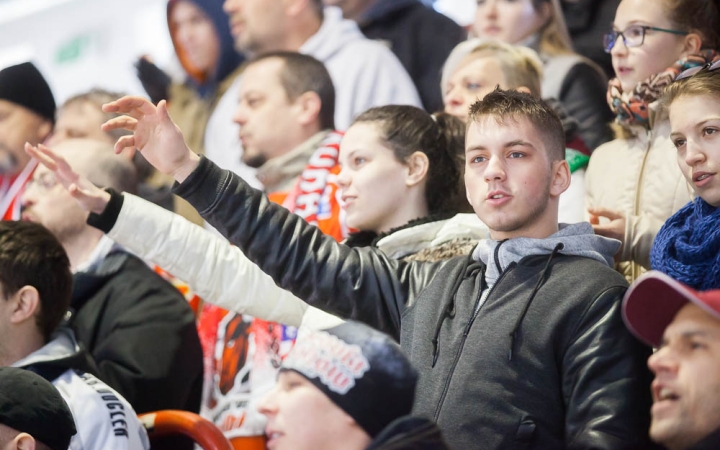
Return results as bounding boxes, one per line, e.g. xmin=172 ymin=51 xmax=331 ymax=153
xmin=280 ymin=321 xmax=418 ymax=438
xmin=0 ymin=62 xmax=56 ymax=123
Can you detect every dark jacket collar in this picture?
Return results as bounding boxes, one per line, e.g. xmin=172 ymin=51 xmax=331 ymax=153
xmin=71 ymin=251 xmax=130 ymax=311
xmin=688 ymin=427 xmax=720 ymax=450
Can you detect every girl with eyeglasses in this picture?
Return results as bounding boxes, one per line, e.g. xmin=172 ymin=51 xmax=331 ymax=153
xmin=651 ymin=65 xmax=720 ymax=291
xmin=585 ymin=0 xmax=720 ymax=283
xmin=472 ymin=0 xmax=613 ymax=151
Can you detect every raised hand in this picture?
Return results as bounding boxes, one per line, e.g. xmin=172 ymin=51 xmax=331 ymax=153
xmin=101 ymin=96 xmax=200 ymax=182
xmin=25 ymin=143 xmax=111 ymax=214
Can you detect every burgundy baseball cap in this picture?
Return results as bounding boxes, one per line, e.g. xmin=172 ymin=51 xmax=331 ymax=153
xmin=623 ymin=271 xmax=720 ymax=347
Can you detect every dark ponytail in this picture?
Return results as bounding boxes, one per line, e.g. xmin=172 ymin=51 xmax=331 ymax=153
xmin=352 ymin=106 xmax=471 ymax=216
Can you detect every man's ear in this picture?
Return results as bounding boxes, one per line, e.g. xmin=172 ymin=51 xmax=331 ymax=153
xmin=14 ymin=432 xmax=37 ymax=450
xmin=293 ymin=91 xmax=323 ymax=128
xmin=550 ymin=159 xmax=571 ymax=198
xmin=284 ymin=0 xmax=309 ymax=16
xmin=9 ymin=286 xmax=41 ymax=326
xmin=405 ymin=151 xmax=430 ymax=188
xmin=516 ymin=86 xmax=532 ymax=95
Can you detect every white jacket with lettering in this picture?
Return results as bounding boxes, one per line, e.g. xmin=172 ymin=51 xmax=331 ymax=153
xmin=13 ymin=329 xmax=149 ymax=450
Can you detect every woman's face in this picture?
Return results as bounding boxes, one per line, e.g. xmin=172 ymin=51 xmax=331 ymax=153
xmin=445 ymin=55 xmax=508 ymax=121
xmin=473 ymin=0 xmax=548 ymax=45
xmin=610 ymin=0 xmax=689 ymax=92
xmin=337 ymin=122 xmax=415 ymax=234
xmin=669 ymin=94 xmax=720 ymax=207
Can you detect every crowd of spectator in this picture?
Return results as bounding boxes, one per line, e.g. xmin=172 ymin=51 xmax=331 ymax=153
xmin=2 ymin=0 xmax=720 ymax=449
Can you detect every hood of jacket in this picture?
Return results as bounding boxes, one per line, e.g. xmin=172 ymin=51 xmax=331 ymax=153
xmin=71 ymin=251 xmax=131 ymax=313
xmin=301 ymin=6 xmax=365 ymax=63
xmin=377 ymin=214 xmax=490 ymax=260
xmin=358 ymin=0 xmax=418 ymax=25
xmin=167 ymin=0 xmax=243 ymax=97
xmin=472 ymin=222 xmax=621 ymax=288
xmin=12 ymin=327 xmax=98 ymax=382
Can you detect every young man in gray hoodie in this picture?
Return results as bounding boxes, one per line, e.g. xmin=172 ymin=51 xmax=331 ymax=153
xmin=67 ymin=88 xmax=655 ymax=449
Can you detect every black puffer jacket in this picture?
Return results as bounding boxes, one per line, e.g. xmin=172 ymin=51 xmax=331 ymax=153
xmin=174 ymin=157 xmax=656 ymax=449
xmin=70 ymin=251 xmax=203 ymax=415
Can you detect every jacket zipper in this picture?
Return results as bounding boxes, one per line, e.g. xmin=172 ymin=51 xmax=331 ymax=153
xmin=432 ymin=263 xmax=517 ymax=421
xmin=631 ymin=128 xmax=653 ymax=279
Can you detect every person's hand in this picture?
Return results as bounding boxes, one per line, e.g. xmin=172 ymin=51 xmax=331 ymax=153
xmin=135 ymin=56 xmax=171 ymax=104
xmin=588 ymin=207 xmax=626 ymax=262
xmin=25 ymin=143 xmax=111 ymax=214
xmin=101 ymin=96 xmax=200 ymax=182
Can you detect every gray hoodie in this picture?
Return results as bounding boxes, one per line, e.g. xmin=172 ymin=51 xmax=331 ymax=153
xmin=471 ymin=222 xmax=621 ymax=312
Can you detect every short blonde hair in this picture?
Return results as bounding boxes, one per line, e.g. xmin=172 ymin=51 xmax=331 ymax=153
xmin=441 ymin=39 xmax=544 ymax=98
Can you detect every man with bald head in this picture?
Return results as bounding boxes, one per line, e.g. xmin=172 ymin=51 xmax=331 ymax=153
xmin=0 ymin=62 xmax=55 ymax=221
xmin=20 ymin=139 xmax=204 ymax=429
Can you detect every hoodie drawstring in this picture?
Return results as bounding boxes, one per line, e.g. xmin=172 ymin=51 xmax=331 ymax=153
xmin=431 ymin=256 xmax=471 ymax=368
xmin=508 ymin=242 xmax=564 ymax=361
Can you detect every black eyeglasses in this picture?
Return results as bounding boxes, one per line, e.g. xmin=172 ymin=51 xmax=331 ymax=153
xmin=675 ymin=59 xmax=720 ymax=81
xmin=603 ymin=25 xmax=688 ymax=53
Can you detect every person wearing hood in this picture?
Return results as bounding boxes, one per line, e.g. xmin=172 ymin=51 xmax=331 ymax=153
xmin=323 ymin=0 xmax=466 ymax=113
xmin=19 ymin=138 xmax=203 ymax=447
xmin=94 ymin=88 xmax=655 ymax=449
xmin=204 ymin=0 xmax=420 ymax=184
xmin=0 ymin=220 xmax=149 ymax=450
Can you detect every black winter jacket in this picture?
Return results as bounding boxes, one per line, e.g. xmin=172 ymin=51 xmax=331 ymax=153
xmin=358 ymin=0 xmax=466 ymax=113
xmin=69 ymin=251 xmax=203 ymax=415
xmin=174 ymin=157 xmax=656 ymax=449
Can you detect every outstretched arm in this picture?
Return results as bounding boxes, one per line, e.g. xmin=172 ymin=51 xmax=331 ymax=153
xmin=100 ymin=96 xmax=442 ymax=338
xmin=26 ymin=143 xmax=342 ymax=329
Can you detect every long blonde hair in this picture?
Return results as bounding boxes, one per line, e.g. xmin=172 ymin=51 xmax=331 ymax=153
xmin=535 ymin=0 xmax=574 ymax=56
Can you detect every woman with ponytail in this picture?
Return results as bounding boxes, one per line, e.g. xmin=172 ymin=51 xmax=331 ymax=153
xmin=27 ymin=104 xmax=488 ymax=329
xmin=337 ymin=106 xmax=487 ymax=261
xmin=585 ymin=0 xmax=720 ymax=282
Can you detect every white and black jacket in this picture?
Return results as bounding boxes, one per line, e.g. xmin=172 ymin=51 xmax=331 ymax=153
xmin=13 ymin=328 xmax=149 ymax=450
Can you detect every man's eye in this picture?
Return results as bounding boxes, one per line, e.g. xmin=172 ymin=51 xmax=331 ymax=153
xmin=509 ymin=152 xmax=525 ymax=158
xmin=471 ymin=156 xmax=486 ymax=163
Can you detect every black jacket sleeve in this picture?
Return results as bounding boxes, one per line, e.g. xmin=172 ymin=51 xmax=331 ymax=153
xmin=563 ymin=285 xmax=656 ymax=449
xmin=173 ymin=156 xmax=444 ymax=338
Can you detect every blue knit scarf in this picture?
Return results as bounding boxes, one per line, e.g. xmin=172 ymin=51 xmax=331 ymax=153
xmin=651 ymin=199 xmax=720 ymax=290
